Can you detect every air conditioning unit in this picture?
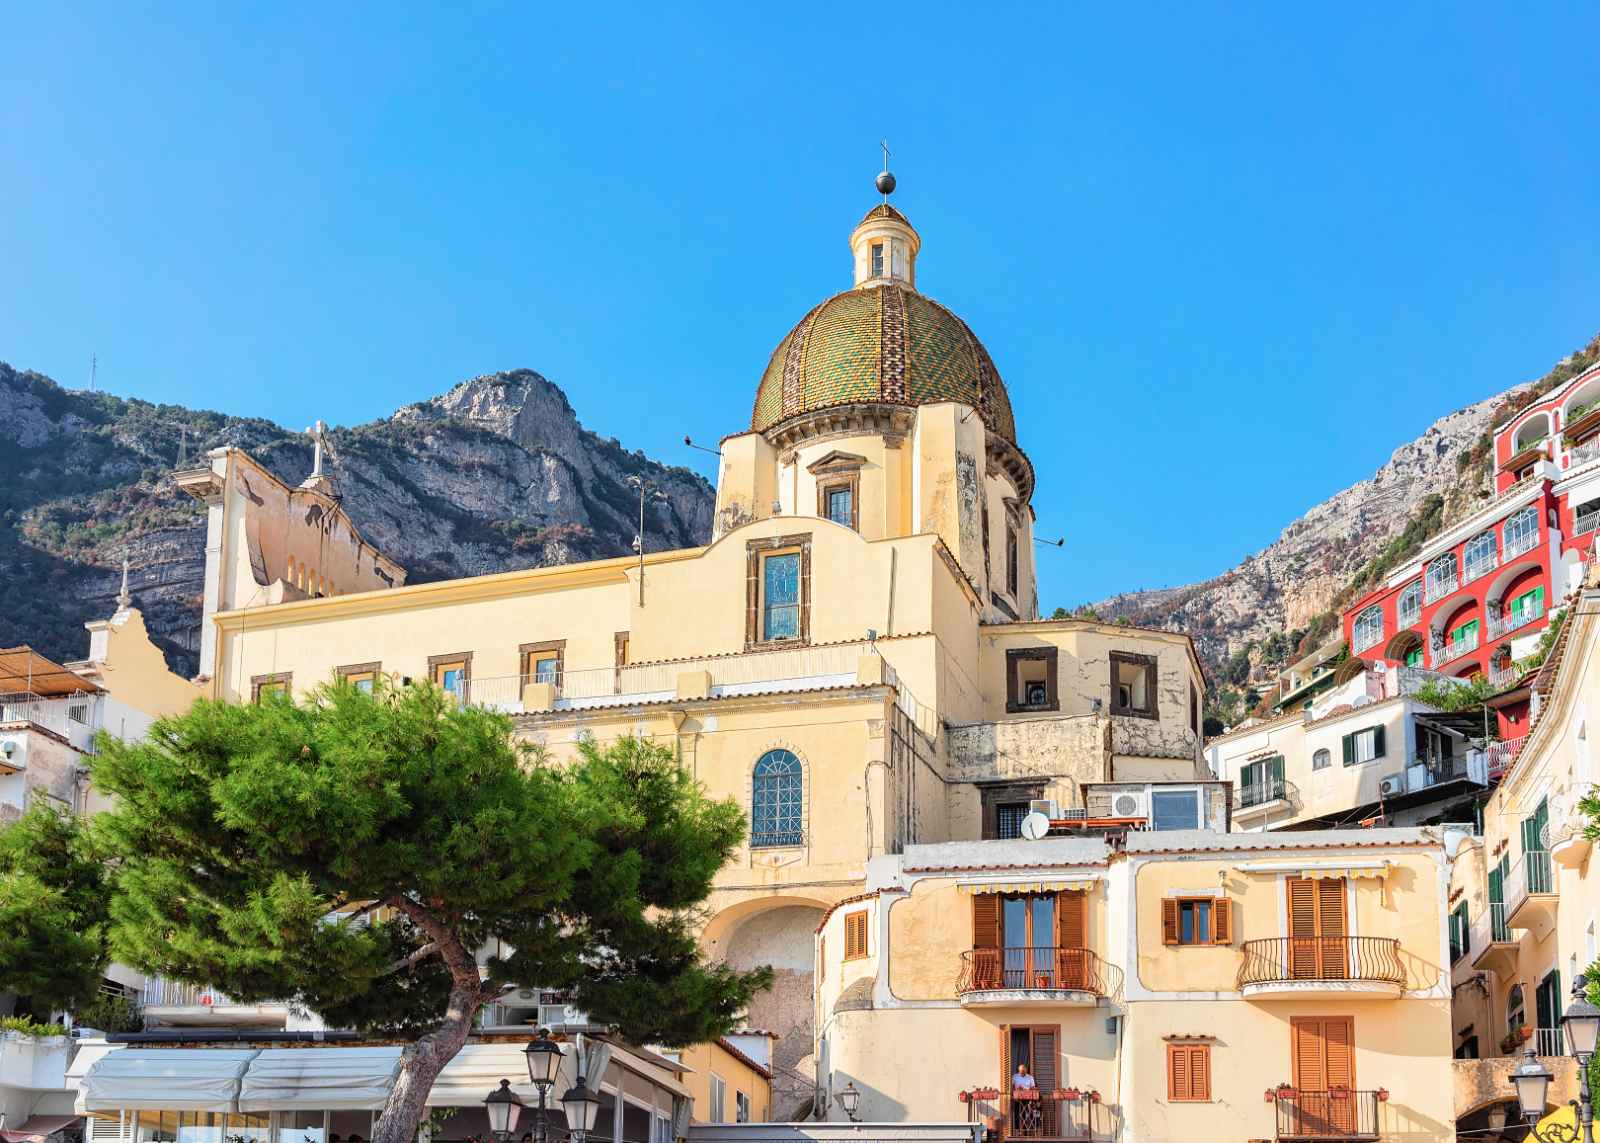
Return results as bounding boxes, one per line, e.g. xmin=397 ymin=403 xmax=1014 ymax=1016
xmin=538 ymin=1003 xmax=582 ymax=1028
xmin=515 ymin=988 xmax=537 ymax=1002
xmin=1379 ymin=775 xmax=1405 ymax=798
xmin=1029 ymin=798 xmax=1059 ymax=819
xmin=1111 ymin=791 xmax=1147 ymax=818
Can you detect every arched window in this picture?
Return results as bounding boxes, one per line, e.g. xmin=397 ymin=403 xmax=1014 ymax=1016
xmin=1397 ymin=581 xmax=1423 ymax=628
xmin=1463 ymin=530 xmax=1498 ymax=583
xmin=1312 ymin=749 xmax=1331 ymax=771
xmin=1425 ymin=553 xmax=1459 ymax=603
xmin=1507 ymin=983 xmax=1526 ymax=1035
xmin=1504 ymin=506 xmax=1540 ymax=558
xmin=1352 ymin=606 xmax=1384 ymax=653
xmin=751 ymin=749 xmax=803 ymax=848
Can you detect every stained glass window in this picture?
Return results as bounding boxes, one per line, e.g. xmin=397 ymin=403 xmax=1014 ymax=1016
xmin=762 ymin=553 xmax=801 ymax=641
xmin=751 ymin=749 xmax=803 ymax=847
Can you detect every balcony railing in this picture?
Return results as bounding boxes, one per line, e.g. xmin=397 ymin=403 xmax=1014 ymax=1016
xmin=1236 ymin=777 xmax=1295 ymax=810
xmin=1237 ymin=937 xmax=1405 ymax=988
xmin=1504 ymin=525 xmax=1542 ymax=559
xmin=957 ymin=947 xmax=1115 ymax=997
xmin=1533 ymin=1027 xmax=1566 ymax=1058
xmin=1271 ymin=1089 xmax=1382 ymax=1141
xmin=1488 ymin=601 xmax=1545 ymax=640
xmin=1570 ymin=436 xmax=1600 ymax=468
xmin=1577 ymin=506 xmax=1600 ymax=537
xmin=1463 ymin=550 xmax=1499 ymax=585
xmin=1484 ymin=737 xmax=1526 ymax=780
xmin=1424 ymin=572 xmax=1460 ymax=604
xmin=978 ymin=1091 xmax=1108 ymax=1141
xmin=1507 ymin=849 xmax=1555 ymax=918
xmin=141 ymin=977 xmax=239 ymax=1009
xmin=1487 ymin=901 xmax=1511 ymax=944
xmin=1432 ymin=629 xmax=1479 ymax=667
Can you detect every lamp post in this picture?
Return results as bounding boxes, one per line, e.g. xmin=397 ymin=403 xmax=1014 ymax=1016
xmin=837 ymin=1082 xmax=861 ymax=1123
xmin=524 ymin=1029 xmax=563 ymax=1143
xmin=485 ymin=1079 xmax=527 ymax=1143
xmin=1508 ymin=980 xmax=1600 ymax=1143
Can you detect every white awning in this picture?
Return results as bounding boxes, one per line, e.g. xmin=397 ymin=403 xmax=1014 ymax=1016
xmin=67 ymin=1042 xmax=120 ymax=1083
xmin=238 ymin=1047 xmax=403 ymax=1112
xmin=956 ymin=877 xmax=1098 ymax=895
xmin=81 ymin=1048 xmax=260 ymax=1111
xmin=429 ymin=1043 xmax=573 ymax=1108
xmin=1233 ymin=859 xmax=1394 ymax=880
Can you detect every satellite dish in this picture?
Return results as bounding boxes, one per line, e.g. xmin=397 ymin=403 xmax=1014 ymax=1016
xmin=1020 ymin=811 xmax=1051 ymax=840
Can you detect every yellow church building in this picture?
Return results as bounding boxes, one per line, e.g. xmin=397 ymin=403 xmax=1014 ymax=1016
xmin=95 ymin=183 xmax=1465 ymax=1141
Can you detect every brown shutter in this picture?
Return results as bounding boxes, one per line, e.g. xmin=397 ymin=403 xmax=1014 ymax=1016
xmin=1193 ymin=1044 xmax=1211 ymax=1101
xmin=1162 ymin=898 xmax=1180 ymax=945
xmin=844 ymin=911 xmax=868 ymax=959
xmin=1166 ymin=1044 xmax=1186 ymax=1101
xmin=1325 ymin=1018 xmax=1356 ymax=1132
xmin=1211 ymin=898 xmax=1232 ymax=945
xmin=1317 ymin=878 xmax=1348 ymax=979
xmin=1057 ymin=892 xmax=1089 ymax=989
xmin=1033 ymin=1027 xmax=1059 ymax=1134
xmin=1288 ymin=878 xmax=1317 ymax=979
xmin=1292 ymin=1018 xmax=1328 ymax=1092
xmin=973 ymin=894 xmax=1002 ymax=989
xmin=819 ymin=936 xmax=825 ymax=981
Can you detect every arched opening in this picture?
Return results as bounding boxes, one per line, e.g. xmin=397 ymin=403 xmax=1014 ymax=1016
xmin=703 ymin=896 xmax=833 ymax=1119
xmin=1512 ymin=412 xmax=1552 ymax=456
xmin=1383 ymin=630 xmax=1423 ymax=667
xmin=1431 ymin=599 xmax=1482 ymax=667
xmin=1562 ymin=375 xmax=1600 ymax=434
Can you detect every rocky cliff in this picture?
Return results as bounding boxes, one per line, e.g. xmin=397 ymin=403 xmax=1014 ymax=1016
xmin=1092 ymin=333 xmax=1600 ymax=704
xmin=0 ymin=364 xmax=714 ymax=676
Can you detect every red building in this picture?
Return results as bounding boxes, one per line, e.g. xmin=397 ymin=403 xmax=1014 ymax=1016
xmin=1341 ymin=362 xmax=1600 ymax=690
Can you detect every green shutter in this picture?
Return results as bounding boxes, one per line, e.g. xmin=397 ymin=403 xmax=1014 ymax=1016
xmin=1373 ymin=725 xmax=1387 ymax=758
xmin=1270 ymin=755 xmax=1285 ymax=784
xmin=1342 ymin=733 xmax=1355 ymax=765
xmin=1405 ymin=647 xmax=1423 ymax=667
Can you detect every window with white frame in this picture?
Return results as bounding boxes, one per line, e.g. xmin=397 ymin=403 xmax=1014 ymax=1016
xmin=709 ymin=1074 xmax=726 ymax=1123
xmin=1463 ymin=530 xmax=1498 ymax=583
xmin=1342 ymin=725 xmax=1386 ymax=766
xmin=1504 ymin=505 xmax=1539 ymax=558
xmin=1425 ymin=553 xmax=1459 ymax=602
xmin=1150 ymin=788 xmax=1202 ymax=831
xmin=1397 ymin=581 xmax=1423 ymax=628
xmin=735 ymin=1092 xmax=751 ymax=1123
xmin=1352 ymin=605 xmax=1384 ymax=653
xmin=1312 ymin=748 xmax=1331 ymax=771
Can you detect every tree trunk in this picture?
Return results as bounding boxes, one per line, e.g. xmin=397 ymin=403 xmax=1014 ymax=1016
xmin=371 ymin=984 xmax=484 ymax=1143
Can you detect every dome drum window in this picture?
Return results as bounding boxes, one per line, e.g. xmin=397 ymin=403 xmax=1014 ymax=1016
xmin=751 ymin=749 xmax=804 ymax=849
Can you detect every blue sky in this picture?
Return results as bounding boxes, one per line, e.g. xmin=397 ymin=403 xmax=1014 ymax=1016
xmin=4 ymin=4 xmax=1597 ymax=611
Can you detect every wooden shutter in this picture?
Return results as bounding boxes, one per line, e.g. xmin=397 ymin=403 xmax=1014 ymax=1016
xmin=1057 ymin=892 xmax=1088 ymax=989
xmin=1212 ymin=898 xmax=1233 ymax=945
xmin=1317 ymin=878 xmax=1348 ymax=979
xmin=1162 ymin=899 xmax=1180 ymax=945
xmin=1289 ymin=878 xmax=1317 ymax=978
xmin=1032 ymin=1027 xmax=1059 ymax=1134
xmin=1166 ymin=1044 xmax=1209 ymax=1101
xmin=843 ymin=911 xmax=867 ymax=959
xmin=1166 ymin=1043 xmax=1187 ymax=1101
xmin=973 ymin=894 xmax=1002 ymax=989
xmin=1292 ymin=1018 xmax=1329 ymax=1091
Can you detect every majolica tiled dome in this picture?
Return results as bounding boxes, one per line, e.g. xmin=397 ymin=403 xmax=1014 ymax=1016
xmin=750 ymin=282 xmax=1017 ymax=442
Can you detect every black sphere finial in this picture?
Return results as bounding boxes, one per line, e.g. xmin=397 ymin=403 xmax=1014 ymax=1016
xmin=875 ymin=170 xmax=897 ymax=196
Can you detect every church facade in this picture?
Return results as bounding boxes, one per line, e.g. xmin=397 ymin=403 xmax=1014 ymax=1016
xmin=179 ymin=193 xmax=1212 ymax=1116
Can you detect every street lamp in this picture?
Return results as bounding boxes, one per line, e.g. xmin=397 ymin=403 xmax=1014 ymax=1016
xmin=560 ymin=1077 xmax=601 ymax=1143
xmin=1509 ymin=979 xmax=1600 ymax=1143
xmin=837 ymin=1082 xmax=862 ymax=1122
xmin=524 ymin=1029 xmax=563 ymax=1143
xmin=485 ymin=1079 xmax=527 ymax=1143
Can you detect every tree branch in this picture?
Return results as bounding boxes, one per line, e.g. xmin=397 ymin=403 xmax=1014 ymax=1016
xmin=382 ymin=941 xmax=441 ymax=977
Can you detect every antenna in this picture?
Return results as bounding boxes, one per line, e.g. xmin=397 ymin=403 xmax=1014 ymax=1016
xmin=89 ymin=354 xmax=97 ymax=393
xmin=683 ymin=436 xmax=723 ymax=459
xmin=1034 ymin=537 xmax=1066 ymax=549
xmin=627 ymin=475 xmax=667 ymax=606
xmin=177 ymin=425 xmax=188 ymax=468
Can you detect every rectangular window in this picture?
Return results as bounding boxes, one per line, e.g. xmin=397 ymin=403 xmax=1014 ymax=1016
xmin=1162 ymin=897 xmax=1232 ymax=946
xmin=337 ymin=662 xmax=382 ymax=694
xmin=250 ymin=672 xmax=292 ymax=703
xmin=429 ymin=653 xmax=472 ymax=698
xmin=995 ymin=802 xmax=1031 ymax=840
xmin=1342 ymin=725 xmax=1386 ymax=766
xmin=1151 ymin=789 xmax=1201 ymax=831
xmin=519 ymin=641 xmax=565 ymax=688
xmin=843 ymin=910 xmax=868 ymax=960
xmin=1006 ymin=525 xmax=1020 ymax=597
xmin=1006 ymin=648 xmax=1059 ymax=713
xmin=1239 ymin=756 xmax=1285 ymax=807
xmin=1511 ymin=586 xmax=1546 ymax=625
xmin=1166 ymin=1042 xmax=1211 ymax=1102
xmin=1404 ymin=647 xmax=1423 ymax=667
xmin=709 ymin=1074 xmax=726 ymax=1124
xmin=870 ymin=242 xmax=884 ymax=278
xmin=982 ymin=782 xmax=1045 ymax=840
xmin=1449 ymin=902 xmax=1469 ymax=963
xmin=825 ymin=485 xmax=854 ymax=527
xmin=735 ymin=1092 xmax=750 ymax=1123
xmin=746 ymin=536 xmax=811 ymax=648
xmin=1109 ymin=652 xmax=1159 ymax=718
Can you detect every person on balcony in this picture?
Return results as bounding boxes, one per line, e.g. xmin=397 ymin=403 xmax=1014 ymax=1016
xmin=1012 ymin=1063 xmax=1040 ymax=1134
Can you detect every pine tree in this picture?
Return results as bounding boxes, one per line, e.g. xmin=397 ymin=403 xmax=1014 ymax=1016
xmin=91 ymin=680 xmax=770 ymax=1143
xmin=0 ymin=803 xmax=108 ymax=1014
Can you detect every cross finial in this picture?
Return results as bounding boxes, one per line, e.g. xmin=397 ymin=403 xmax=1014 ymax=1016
xmin=305 ymin=419 xmax=327 ymax=478
xmin=881 ymin=138 xmax=891 ymax=173
xmin=116 ymin=550 xmax=132 ymax=610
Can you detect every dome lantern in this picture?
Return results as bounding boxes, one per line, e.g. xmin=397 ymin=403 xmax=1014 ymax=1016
xmin=850 ymin=204 xmax=919 ymax=290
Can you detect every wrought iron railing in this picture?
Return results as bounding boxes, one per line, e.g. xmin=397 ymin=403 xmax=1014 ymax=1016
xmin=957 ymin=947 xmax=1117 ymax=997
xmin=982 ymin=1091 xmax=1109 ymax=1140
xmin=1484 ymin=737 xmax=1526 ymax=780
xmin=1272 ymin=1089 xmax=1382 ymax=1140
xmin=1578 ymin=506 xmax=1600 ymax=537
xmin=1236 ymin=777 xmax=1294 ymax=810
xmin=1570 ymin=436 xmax=1600 ymax=468
xmin=1424 ymin=571 xmax=1459 ymax=603
xmin=1534 ymin=1027 xmax=1566 ymax=1057
xmin=1507 ymin=850 xmax=1555 ymax=919
xmin=1237 ymin=937 xmax=1405 ymax=988
xmin=1463 ymin=549 xmax=1499 ymax=585
xmin=1488 ymin=601 xmax=1545 ymax=639
xmin=1432 ymin=628 xmax=1479 ymax=667
xmin=141 ymin=977 xmax=239 ymax=1008
xmin=1488 ymin=901 xmax=1511 ymax=944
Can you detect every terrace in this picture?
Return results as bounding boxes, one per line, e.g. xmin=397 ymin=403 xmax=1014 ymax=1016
xmin=1237 ymin=936 xmax=1406 ymax=999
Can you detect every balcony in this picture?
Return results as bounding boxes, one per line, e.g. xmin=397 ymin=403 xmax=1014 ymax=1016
xmin=1431 ymin=629 xmax=1479 ymax=668
xmin=1268 ymin=1088 xmax=1383 ymax=1141
xmin=1470 ymin=904 xmax=1517 ymax=975
xmin=140 ymin=976 xmax=289 ymax=1028
xmin=1237 ymin=937 xmax=1405 ymax=999
xmin=963 ymin=1090 xmax=1110 ymax=1141
xmin=1483 ymin=737 xmax=1526 ymax=780
xmin=1424 ymin=572 xmax=1460 ymax=604
xmin=1503 ymin=525 xmax=1542 ymax=560
xmin=1488 ymin=601 xmax=1545 ymax=640
xmin=1506 ymin=850 xmax=1557 ymax=938
xmin=1569 ymin=435 xmax=1600 ymax=469
xmin=1463 ymin=550 xmax=1499 ymax=587
xmin=1234 ymin=777 xmax=1296 ymax=816
xmin=1578 ymin=505 xmax=1600 ymax=537
xmin=956 ymin=947 xmax=1117 ymax=1006
xmin=0 ymin=691 xmax=98 ymax=753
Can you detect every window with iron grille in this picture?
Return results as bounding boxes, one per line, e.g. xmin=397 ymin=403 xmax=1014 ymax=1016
xmin=751 ymin=749 xmax=803 ymax=847
xmin=1463 ymin=530 xmax=1498 ymax=583
xmin=1504 ymin=505 xmax=1540 ymax=557
xmin=995 ymin=802 xmax=1031 ymax=840
xmin=1425 ymin=553 xmax=1458 ymax=602
xmin=1397 ymin=581 xmax=1423 ymax=627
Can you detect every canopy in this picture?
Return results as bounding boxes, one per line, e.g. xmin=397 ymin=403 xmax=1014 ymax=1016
xmin=956 ymin=878 xmax=1097 ymax=895
xmin=81 ymin=1049 xmax=260 ymax=1111
xmin=0 ymin=1116 xmax=81 ymax=1143
xmin=238 ymin=1048 xmax=402 ymax=1112
xmin=0 ymin=647 xmax=100 ymax=696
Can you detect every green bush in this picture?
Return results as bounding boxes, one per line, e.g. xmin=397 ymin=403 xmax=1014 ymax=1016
xmin=0 ymin=1016 xmax=67 ymax=1037
xmin=74 ymin=991 xmax=144 ymax=1033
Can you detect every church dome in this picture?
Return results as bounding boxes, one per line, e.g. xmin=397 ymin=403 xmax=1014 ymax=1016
xmin=749 ymin=282 xmax=1018 ymax=443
